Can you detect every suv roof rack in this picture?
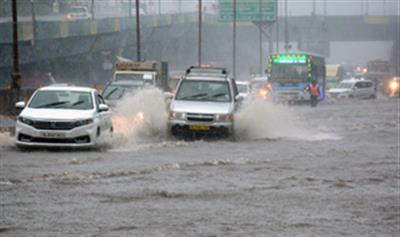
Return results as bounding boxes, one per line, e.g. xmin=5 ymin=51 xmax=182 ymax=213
xmin=186 ymin=66 xmax=228 ymax=76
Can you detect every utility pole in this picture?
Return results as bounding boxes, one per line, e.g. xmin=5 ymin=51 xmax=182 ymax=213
xmin=30 ymin=0 xmax=37 ymax=45
xmin=198 ymin=0 xmax=202 ymax=66
xmin=91 ymin=0 xmax=94 ymax=19
xmin=284 ymin=0 xmax=289 ymax=51
xmin=136 ymin=0 xmax=141 ymax=61
xmin=129 ymin=0 xmax=132 ymax=17
xmin=11 ymin=0 xmax=21 ymax=103
xmin=233 ymin=0 xmax=237 ymax=79
xmin=259 ymin=0 xmax=263 ymax=75
xmin=158 ymin=0 xmax=161 ymax=15
xmin=276 ymin=0 xmax=280 ymax=53
xmin=11 ymin=0 xmax=21 ymax=95
xmin=312 ymin=0 xmax=316 ymax=16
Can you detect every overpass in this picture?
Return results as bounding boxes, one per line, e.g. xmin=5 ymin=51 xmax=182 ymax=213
xmin=0 ymin=13 xmax=398 ymax=84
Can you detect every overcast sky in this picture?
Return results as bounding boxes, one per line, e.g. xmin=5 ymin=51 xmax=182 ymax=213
xmin=143 ymin=0 xmax=399 ymax=16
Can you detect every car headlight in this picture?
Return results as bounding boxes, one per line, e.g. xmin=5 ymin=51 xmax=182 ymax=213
xmin=170 ymin=112 xmax=186 ymax=120
xmin=74 ymin=119 xmax=93 ymax=127
xmin=216 ymin=113 xmax=234 ymax=122
xmin=18 ymin=116 xmax=34 ymax=126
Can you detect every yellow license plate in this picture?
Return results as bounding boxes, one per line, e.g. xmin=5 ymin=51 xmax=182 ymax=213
xmin=189 ymin=125 xmax=210 ymax=131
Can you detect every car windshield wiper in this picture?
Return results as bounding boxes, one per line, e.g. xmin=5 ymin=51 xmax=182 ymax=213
xmin=179 ymin=93 xmax=208 ymax=100
xmin=210 ymin=93 xmax=228 ymax=98
xmin=104 ymin=87 xmax=119 ymax=99
xmin=72 ymin=100 xmax=85 ymax=106
xmin=36 ymin=101 xmax=69 ymax=108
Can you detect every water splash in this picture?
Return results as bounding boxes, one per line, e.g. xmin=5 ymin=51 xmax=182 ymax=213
xmin=0 ymin=132 xmax=13 ymax=148
xmin=234 ymin=97 xmax=340 ymax=141
xmin=106 ymin=88 xmax=169 ymax=148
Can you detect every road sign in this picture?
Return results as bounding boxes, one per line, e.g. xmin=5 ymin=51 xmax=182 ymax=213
xmin=219 ymin=0 xmax=277 ymax=22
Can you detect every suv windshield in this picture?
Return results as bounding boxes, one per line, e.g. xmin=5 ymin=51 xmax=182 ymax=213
xmin=29 ymin=90 xmax=93 ymax=110
xmin=175 ymin=80 xmax=231 ymax=102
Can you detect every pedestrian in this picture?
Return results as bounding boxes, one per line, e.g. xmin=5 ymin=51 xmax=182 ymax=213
xmin=306 ymin=80 xmax=320 ymax=107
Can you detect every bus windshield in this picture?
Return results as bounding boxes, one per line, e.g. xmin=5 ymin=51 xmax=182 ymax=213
xmin=271 ymin=64 xmax=308 ymax=82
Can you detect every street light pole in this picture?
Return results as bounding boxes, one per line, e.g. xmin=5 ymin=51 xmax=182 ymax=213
xmin=91 ymin=0 xmax=94 ymax=19
xmin=11 ymin=0 xmax=21 ymax=102
xmin=129 ymin=0 xmax=132 ymax=17
xmin=259 ymin=0 xmax=263 ymax=75
xmin=198 ymin=0 xmax=202 ymax=66
xmin=136 ymin=0 xmax=141 ymax=61
xmin=284 ymin=0 xmax=289 ymax=51
xmin=30 ymin=0 xmax=37 ymax=45
xmin=233 ymin=0 xmax=237 ymax=79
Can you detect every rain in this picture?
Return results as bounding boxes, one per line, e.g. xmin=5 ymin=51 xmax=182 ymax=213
xmin=0 ymin=0 xmax=399 ymax=236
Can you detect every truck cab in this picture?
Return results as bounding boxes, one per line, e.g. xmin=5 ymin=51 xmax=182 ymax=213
xmin=114 ymin=61 xmax=169 ymax=91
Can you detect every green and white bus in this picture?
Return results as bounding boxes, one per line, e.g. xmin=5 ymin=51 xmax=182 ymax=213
xmin=266 ymin=52 xmax=326 ymax=102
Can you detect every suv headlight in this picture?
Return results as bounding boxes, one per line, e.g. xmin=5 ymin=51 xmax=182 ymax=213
xmin=18 ymin=116 xmax=34 ymax=126
xmin=170 ymin=112 xmax=186 ymax=120
xmin=74 ymin=118 xmax=93 ymax=127
xmin=216 ymin=113 xmax=234 ymax=122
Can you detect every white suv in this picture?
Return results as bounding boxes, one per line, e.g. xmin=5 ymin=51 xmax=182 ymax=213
xmin=168 ymin=67 xmax=241 ymax=138
xmin=15 ymin=86 xmax=112 ymax=148
xmin=328 ymin=79 xmax=376 ymax=99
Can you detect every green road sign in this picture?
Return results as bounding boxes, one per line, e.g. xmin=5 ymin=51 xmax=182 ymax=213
xmin=219 ymin=0 xmax=277 ymax=22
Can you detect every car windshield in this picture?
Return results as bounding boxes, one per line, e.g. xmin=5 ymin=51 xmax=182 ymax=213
xmin=337 ymin=82 xmax=353 ymax=89
xmin=175 ymin=80 xmax=231 ymax=102
xmin=237 ymin=84 xmax=249 ymax=93
xmin=103 ymin=84 xmax=143 ymax=100
xmin=29 ymin=90 xmax=93 ymax=110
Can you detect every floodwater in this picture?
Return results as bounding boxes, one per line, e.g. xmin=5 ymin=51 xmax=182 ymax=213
xmin=0 ymin=96 xmax=398 ymax=236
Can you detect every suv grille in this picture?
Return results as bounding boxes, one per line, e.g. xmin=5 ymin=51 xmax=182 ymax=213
xmin=186 ymin=113 xmax=214 ymax=122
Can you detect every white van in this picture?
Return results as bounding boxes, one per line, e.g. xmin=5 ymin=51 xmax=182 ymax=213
xmin=328 ymin=79 xmax=376 ymax=99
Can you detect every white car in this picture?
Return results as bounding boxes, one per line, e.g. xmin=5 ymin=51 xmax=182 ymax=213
xmin=328 ymin=79 xmax=376 ymax=99
xmin=15 ymin=86 xmax=112 ymax=148
xmin=65 ymin=6 xmax=92 ymax=21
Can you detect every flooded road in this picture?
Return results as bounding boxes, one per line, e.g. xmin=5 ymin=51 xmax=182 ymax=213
xmin=0 ymin=98 xmax=398 ymax=236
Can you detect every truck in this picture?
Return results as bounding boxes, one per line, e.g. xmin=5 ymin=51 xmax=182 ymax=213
xmin=114 ymin=60 xmax=169 ymax=91
xmin=364 ymin=59 xmax=391 ymax=93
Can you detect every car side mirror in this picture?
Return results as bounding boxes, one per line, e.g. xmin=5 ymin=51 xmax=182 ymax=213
xmin=99 ymin=104 xmax=109 ymax=112
xmin=15 ymin=101 xmax=26 ymax=109
xmin=235 ymin=95 xmax=244 ymax=102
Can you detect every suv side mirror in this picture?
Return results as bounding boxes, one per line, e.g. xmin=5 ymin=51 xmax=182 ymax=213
xmin=99 ymin=104 xmax=109 ymax=112
xmin=15 ymin=101 xmax=26 ymax=109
